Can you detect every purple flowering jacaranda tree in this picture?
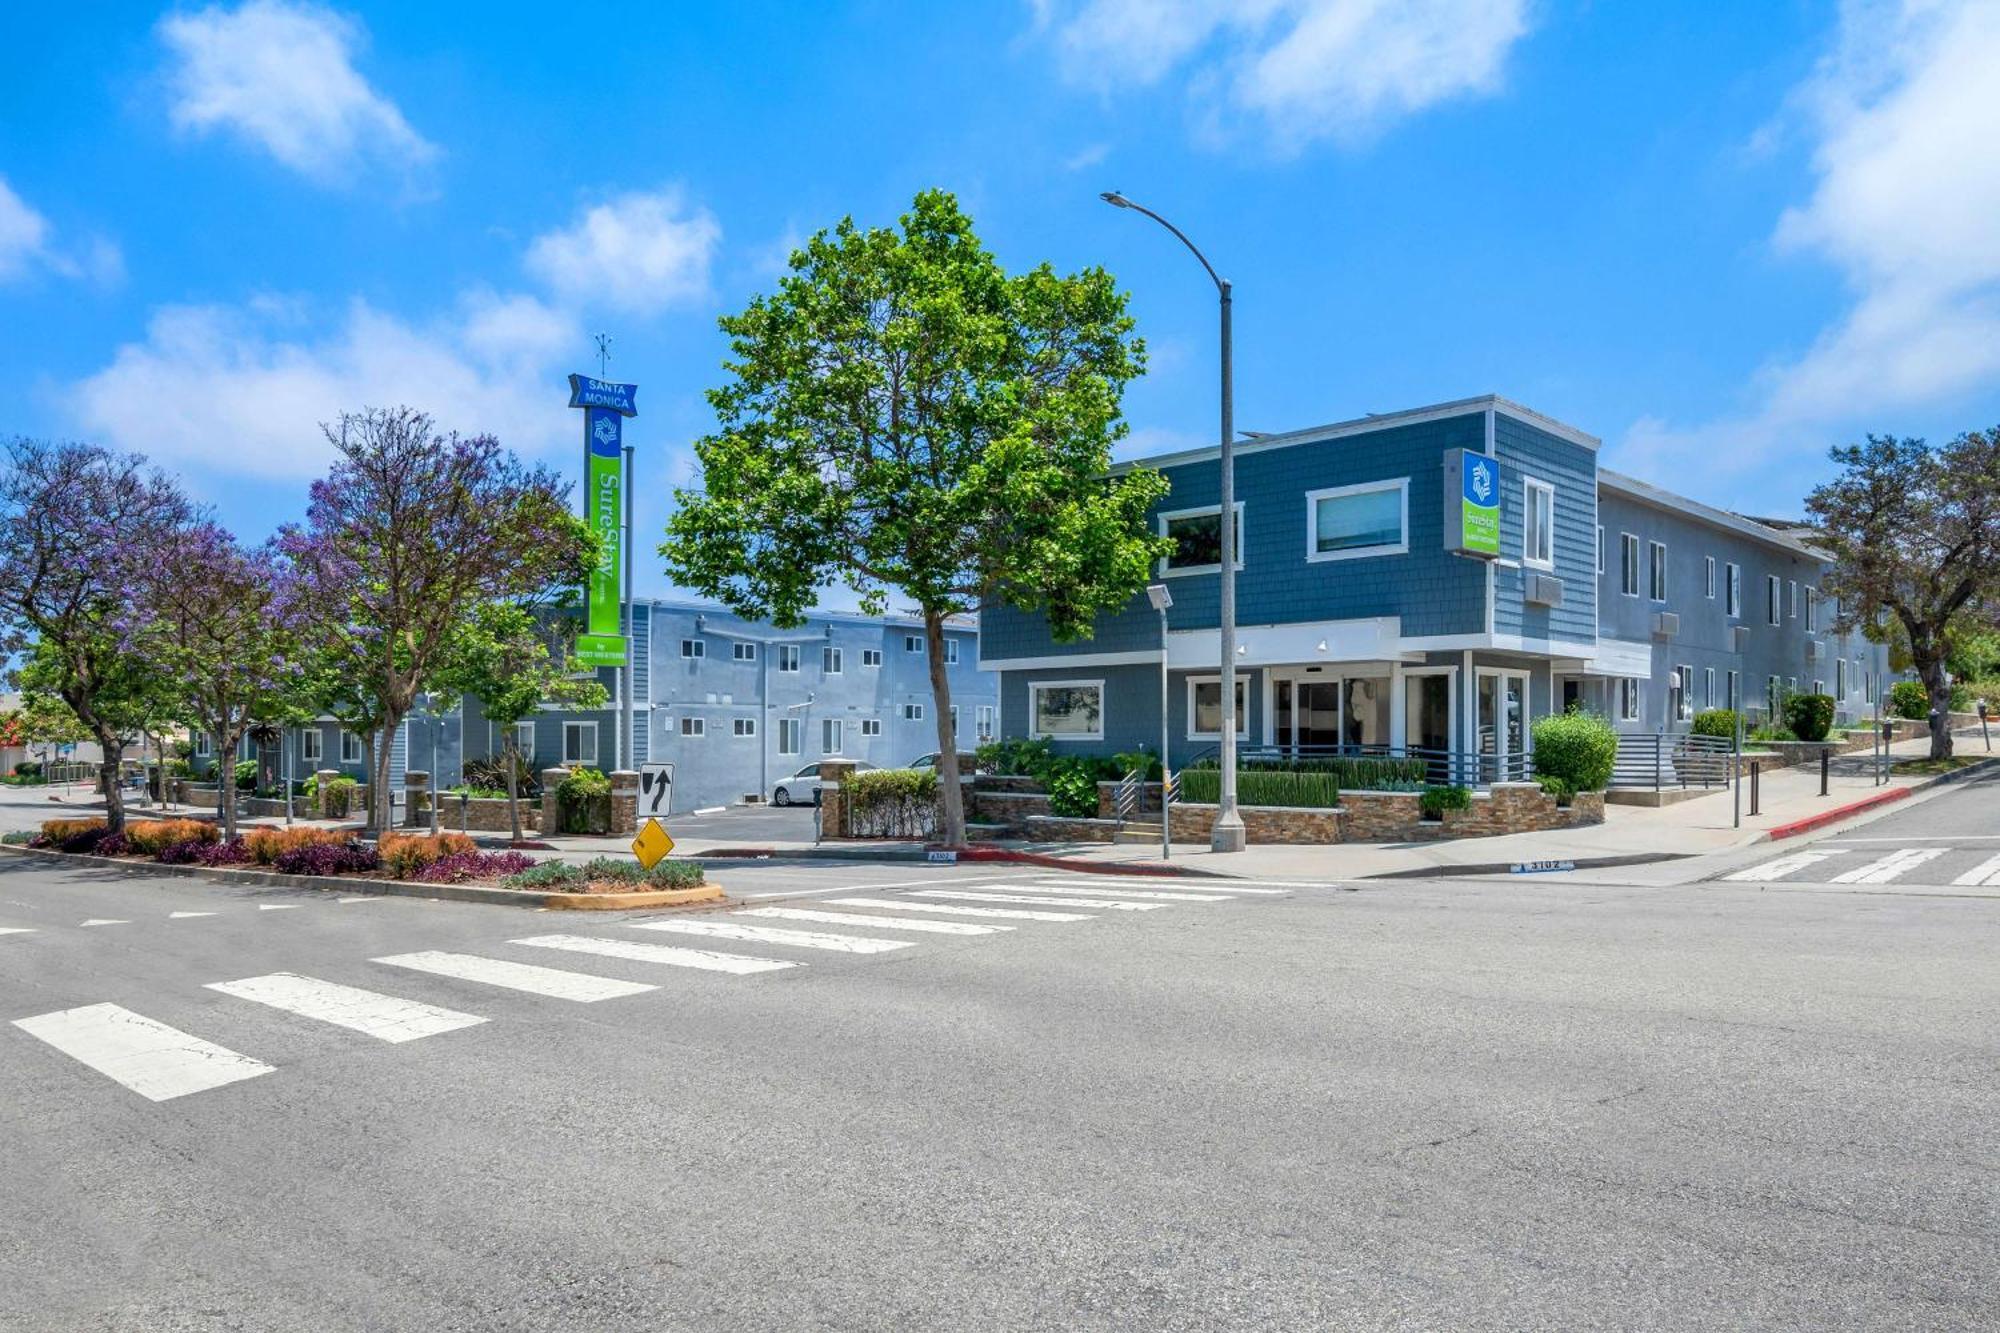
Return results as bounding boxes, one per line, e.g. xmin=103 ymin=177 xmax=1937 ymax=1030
xmin=278 ymin=407 xmax=594 ymax=834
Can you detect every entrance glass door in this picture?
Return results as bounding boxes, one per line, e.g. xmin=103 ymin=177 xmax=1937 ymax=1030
xmin=1297 ymin=682 xmax=1340 ymax=750
xmin=1477 ymin=672 xmax=1528 ymax=782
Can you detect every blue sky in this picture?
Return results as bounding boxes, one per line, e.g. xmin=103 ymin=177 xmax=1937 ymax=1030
xmin=4 ymin=1 xmax=1998 ymax=601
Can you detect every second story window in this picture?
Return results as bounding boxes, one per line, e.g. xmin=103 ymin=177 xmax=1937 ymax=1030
xmin=1806 ymin=588 xmax=1819 ymax=632
xmin=680 ymin=717 xmax=704 ymax=737
xmin=822 ymin=646 xmax=843 ymax=675
xmin=732 ymin=641 xmax=756 ymax=662
xmin=1158 ymin=503 xmax=1243 ymax=575
xmin=1306 ymin=478 xmax=1408 ymax=562
xmin=1649 ymin=542 xmax=1667 ymax=602
xmin=777 ymin=644 xmax=800 ymax=672
xmin=905 ymin=634 xmax=923 ymax=654
xmin=862 ymin=648 xmax=882 ymax=667
xmin=1705 ymin=556 xmax=1716 ymax=599
xmin=1766 ymin=575 xmax=1782 ymax=626
xmin=944 ymin=639 xmax=959 ymax=665
xmin=1620 ymin=533 xmax=1640 ymax=597
xmin=680 ymin=638 xmax=704 ymax=659
xmin=1726 ymin=563 xmax=1741 ymax=617
xmin=1523 ymin=479 xmax=1554 ymax=570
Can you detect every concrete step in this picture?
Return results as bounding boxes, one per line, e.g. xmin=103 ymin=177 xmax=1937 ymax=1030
xmin=1113 ymin=824 xmax=1164 ymax=844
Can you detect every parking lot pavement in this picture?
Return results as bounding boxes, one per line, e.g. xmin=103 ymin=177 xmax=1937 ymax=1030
xmin=642 ymin=802 xmax=820 ymax=844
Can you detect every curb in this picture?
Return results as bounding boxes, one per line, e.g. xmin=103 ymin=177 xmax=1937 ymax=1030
xmin=0 ymin=843 xmax=724 ymax=910
xmin=1360 ymin=851 xmax=1693 ymax=880
xmin=693 ymin=843 xmax=1222 ymax=878
xmin=1763 ymin=755 xmax=1999 ymax=840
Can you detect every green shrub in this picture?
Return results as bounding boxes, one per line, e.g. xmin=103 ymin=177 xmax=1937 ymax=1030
xmin=1536 ymin=774 xmax=1575 ymax=806
xmin=14 ymin=761 xmax=42 ymax=779
xmin=1784 ymin=692 xmax=1835 ymax=742
xmin=1530 ymin=711 xmax=1617 ymax=792
xmin=846 ymin=767 xmax=940 ymax=838
xmin=975 ymin=737 xmax=1054 ymax=778
xmin=1888 ymin=680 xmax=1930 ymax=720
xmin=233 ymin=759 xmax=259 ymax=790
xmin=1045 ymin=762 xmax=1101 ymax=818
xmin=556 ymin=767 xmax=611 ymax=833
xmin=1691 ymin=708 xmax=1739 ymax=739
xmin=1176 ymin=767 xmax=1342 ymax=809
xmin=1111 ymin=749 xmax=1163 ymax=781
xmin=2 ymin=830 xmax=35 ymax=845
xmin=502 ymin=857 xmax=703 ymax=891
xmin=1748 ymin=722 xmax=1799 ymax=743
xmin=1184 ymin=754 xmax=1426 ymax=791
xmin=1420 ymin=784 xmax=1473 ymax=817
xmin=301 ymin=773 xmax=359 ymax=816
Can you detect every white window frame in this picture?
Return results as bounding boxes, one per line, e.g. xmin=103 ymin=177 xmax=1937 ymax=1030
xmin=514 ymin=721 xmax=536 ymax=761
xmin=976 ymin=705 xmax=994 ymax=741
xmin=822 ymin=719 xmax=843 ymax=754
xmin=1186 ymin=674 xmax=1251 ymax=740
xmin=339 ymin=731 xmax=362 ymax=764
xmin=1617 ymin=678 xmax=1641 ymax=722
xmin=733 ymin=717 xmax=757 ymax=738
xmin=1675 ymin=663 xmax=1694 ymax=721
xmin=777 ymin=718 xmax=801 ymax=756
xmin=1767 ymin=575 xmax=1782 ymax=627
xmin=1703 ymin=667 xmax=1715 ymax=709
xmin=1806 ymin=588 xmax=1819 ymax=633
xmin=1027 ymin=679 xmax=1104 ymax=742
xmin=1726 ymin=670 xmax=1740 ymax=711
xmin=562 ymin=721 xmax=598 ymax=766
xmin=860 ymin=718 xmax=882 ymax=738
xmin=944 ymin=639 xmax=959 ymax=665
xmin=822 ymin=646 xmax=843 ymax=675
xmin=1620 ymin=533 xmax=1640 ymax=598
xmin=1523 ymin=477 xmax=1555 ymax=571
xmin=902 ymin=702 xmax=925 ymax=721
xmin=1156 ymin=501 xmax=1245 ymax=578
xmin=777 ymin=644 xmax=801 ymax=673
xmin=680 ymin=638 xmax=704 ymax=659
xmin=732 ymin=641 xmax=756 ymax=662
xmin=1649 ymin=541 xmax=1668 ymax=603
xmin=861 ymin=648 xmax=882 ymax=668
xmin=679 ymin=716 xmax=704 ymax=737
xmin=1304 ymin=478 xmax=1410 ymax=563
xmin=1835 ymin=657 xmax=1847 ymax=700
xmin=1705 ymin=556 xmax=1716 ymax=599
xmin=1788 ymin=581 xmax=1799 ymax=619
xmin=1725 ymin=563 xmax=1741 ymax=618
xmin=299 ymin=729 xmax=323 ymax=764
xmin=904 ymin=634 xmax=923 ymax=654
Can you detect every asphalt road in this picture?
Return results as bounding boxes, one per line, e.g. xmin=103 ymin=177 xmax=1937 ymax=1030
xmin=2 ymin=843 xmax=1995 ymax=1330
xmin=1715 ymin=769 xmax=2000 ymax=892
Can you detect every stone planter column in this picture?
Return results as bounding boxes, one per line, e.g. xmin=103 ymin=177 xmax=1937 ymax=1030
xmin=314 ymin=769 xmax=341 ymax=820
xmin=540 ymin=768 xmax=569 ymax=837
xmin=403 ymin=771 xmax=429 ymax=828
xmin=609 ymin=770 xmax=639 ymax=836
xmin=819 ymin=760 xmax=855 ymax=838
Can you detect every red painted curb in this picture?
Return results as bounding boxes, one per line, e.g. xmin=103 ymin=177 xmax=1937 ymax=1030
xmin=1765 ymin=786 xmax=1912 ymax=840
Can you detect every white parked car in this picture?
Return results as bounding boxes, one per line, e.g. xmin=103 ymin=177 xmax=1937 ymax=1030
xmin=772 ymin=761 xmax=876 ymax=806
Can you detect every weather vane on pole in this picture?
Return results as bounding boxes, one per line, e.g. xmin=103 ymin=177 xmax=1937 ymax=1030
xmin=594 ymin=332 xmax=613 ymax=377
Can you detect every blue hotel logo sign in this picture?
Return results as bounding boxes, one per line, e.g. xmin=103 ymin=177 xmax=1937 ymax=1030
xmin=1444 ymin=449 xmax=1500 ymax=558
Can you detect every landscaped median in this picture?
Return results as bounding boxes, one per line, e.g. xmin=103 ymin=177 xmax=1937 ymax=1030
xmin=0 ymin=819 xmax=720 ymax=909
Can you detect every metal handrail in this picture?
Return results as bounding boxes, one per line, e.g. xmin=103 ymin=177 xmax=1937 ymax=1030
xmin=1169 ymin=743 xmax=1534 ymax=798
xmin=1112 ymin=768 xmax=1146 ymax=827
xmin=1611 ymin=730 xmax=1736 ymax=791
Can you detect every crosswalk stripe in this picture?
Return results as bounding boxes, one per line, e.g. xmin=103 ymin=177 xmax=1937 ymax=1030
xmin=913 ymin=890 xmax=1168 ymax=912
xmin=0 ymin=927 xmax=35 ymax=937
xmin=374 ymin=951 xmax=657 ymax=1002
xmin=998 ymin=883 xmax=1234 ymax=902
xmin=168 ymin=911 xmax=215 ymax=920
xmin=258 ymin=904 xmax=300 ymax=912
xmin=1032 ymin=878 xmax=1294 ymax=894
xmin=1831 ymin=848 xmax=1947 ymax=884
xmin=206 ymin=973 xmax=486 ymax=1043
xmin=511 ymin=934 xmax=801 ymax=976
xmin=79 ymin=919 xmax=128 ymax=927
xmin=736 ymin=907 xmax=1014 ymax=936
xmin=1725 ymin=851 xmax=1846 ymax=882
xmin=12 ymin=1003 xmax=274 ymax=1101
xmin=1951 ymin=853 xmax=2000 ymax=887
xmin=628 ymin=919 xmax=913 ymax=954
xmin=828 ymin=896 xmax=1092 ymax=922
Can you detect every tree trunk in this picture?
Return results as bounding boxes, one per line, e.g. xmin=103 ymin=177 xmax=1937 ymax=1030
xmin=1922 ymin=661 xmax=1955 ymax=760
xmin=95 ymin=730 xmax=127 ymax=833
xmin=505 ymin=741 xmax=523 ymax=843
xmin=218 ymin=735 xmax=238 ymax=841
xmin=923 ymin=609 xmax=964 ymax=847
xmin=371 ymin=717 xmax=400 ymax=836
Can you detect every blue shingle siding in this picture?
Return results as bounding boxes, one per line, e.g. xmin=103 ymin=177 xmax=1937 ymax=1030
xmin=1491 ymin=412 xmax=1598 ymax=645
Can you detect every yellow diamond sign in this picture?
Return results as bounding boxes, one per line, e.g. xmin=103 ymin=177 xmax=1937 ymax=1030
xmin=631 ymin=817 xmax=674 ymax=870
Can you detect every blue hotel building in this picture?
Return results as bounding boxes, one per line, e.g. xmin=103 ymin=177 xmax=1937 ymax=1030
xmin=981 ymin=396 xmax=1892 ymax=778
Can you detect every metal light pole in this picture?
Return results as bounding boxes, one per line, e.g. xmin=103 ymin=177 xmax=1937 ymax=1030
xmin=1147 ymin=583 xmax=1173 ymax=860
xmin=1102 ymin=191 xmax=1243 ymax=851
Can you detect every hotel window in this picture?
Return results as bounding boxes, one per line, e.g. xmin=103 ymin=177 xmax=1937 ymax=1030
xmin=1597 ymin=525 xmax=1605 ymax=574
xmin=1767 ymin=676 xmax=1781 ymax=716
xmin=1788 ymin=581 xmax=1799 ymax=619
xmin=1187 ymin=676 xmax=1251 ymax=739
xmin=680 ymin=638 xmax=704 ymax=659
xmin=977 ymin=705 xmax=994 ymax=741
xmin=1305 ymin=478 xmax=1409 ymax=562
xmin=944 ymin=639 xmax=959 ymax=665
xmin=905 ymin=634 xmax=923 ymax=653
xmin=1649 ymin=541 xmax=1668 ymax=602
xmin=949 ymin=705 xmax=959 ymax=738
xmin=732 ymin=641 xmax=756 ymax=662
xmin=778 ymin=718 xmax=800 ymax=756
xmin=733 ymin=718 xmax=756 ymax=738
xmin=860 ymin=718 xmax=882 ymax=738
xmin=1806 ymin=589 xmax=1819 ymax=632
xmin=777 ymin=644 xmax=800 ymax=672
xmin=1669 ymin=665 xmax=1689 ymax=722
xmin=822 ymin=719 xmax=843 ymax=754
xmin=1158 ymin=502 xmax=1244 ymax=575
xmin=1617 ymin=678 xmax=1641 ymax=722
xmin=1620 ymin=533 xmax=1640 ymax=597
xmin=300 ymin=729 xmax=323 ymax=764
xmin=1523 ymin=479 xmax=1555 ymax=570
xmin=1766 ymin=576 xmax=1782 ymax=626
xmin=680 ymin=717 xmax=704 ymax=737
xmin=822 ymin=646 xmax=843 ymax=675
xmin=862 ymin=649 xmax=882 ymax=668
xmin=563 ymin=721 xmax=597 ymax=766
xmin=1705 ymin=556 xmax=1716 ymax=599
xmin=1726 ymin=563 xmax=1741 ymax=617
xmin=339 ymin=731 xmax=362 ymax=764
xmin=1726 ymin=670 xmax=1740 ymax=711
xmin=1812 ymin=679 xmax=1825 ymax=697
xmin=1703 ymin=667 xmax=1715 ymax=709
xmin=903 ymin=702 xmax=925 ymax=721
xmin=1029 ymin=681 xmax=1103 ymax=740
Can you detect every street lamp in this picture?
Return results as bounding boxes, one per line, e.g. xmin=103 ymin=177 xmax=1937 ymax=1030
xmin=1102 ymin=190 xmax=1244 ymax=852
xmin=1146 ymin=583 xmax=1173 ymax=860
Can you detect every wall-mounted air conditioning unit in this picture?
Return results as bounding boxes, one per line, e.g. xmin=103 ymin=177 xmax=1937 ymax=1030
xmin=1652 ymin=612 xmax=1680 ymax=639
xmin=1805 ymin=641 xmax=1824 ymax=662
xmin=1732 ymin=625 xmax=1752 ymax=652
xmin=1525 ymin=574 xmax=1564 ymax=607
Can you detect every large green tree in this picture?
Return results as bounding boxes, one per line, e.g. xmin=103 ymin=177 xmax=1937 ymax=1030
xmin=663 ymin=190 xmax=1170 ymax=845
xmin=1806 ymin=428 xmax=2000 ymax=757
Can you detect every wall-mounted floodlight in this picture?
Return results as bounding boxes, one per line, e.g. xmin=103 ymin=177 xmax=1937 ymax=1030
xmin=1146 ymin=584 xmax=1173 ymax=612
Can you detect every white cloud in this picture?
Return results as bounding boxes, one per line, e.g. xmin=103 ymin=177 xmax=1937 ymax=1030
xmin=157 ymin=0 xmax=437 ymax=185
xmin=1034 ymin=0 xmax=1533 ymax=150
xmin=1612 ymin=0 xmax=2000 ymax=494
xmin=70 ymin=291 xmax=579 ymax=482
xmin=524 ymin=187 xmax=721 ymax=316
xmin=0 ymin=176 xmax=123 ymax=287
